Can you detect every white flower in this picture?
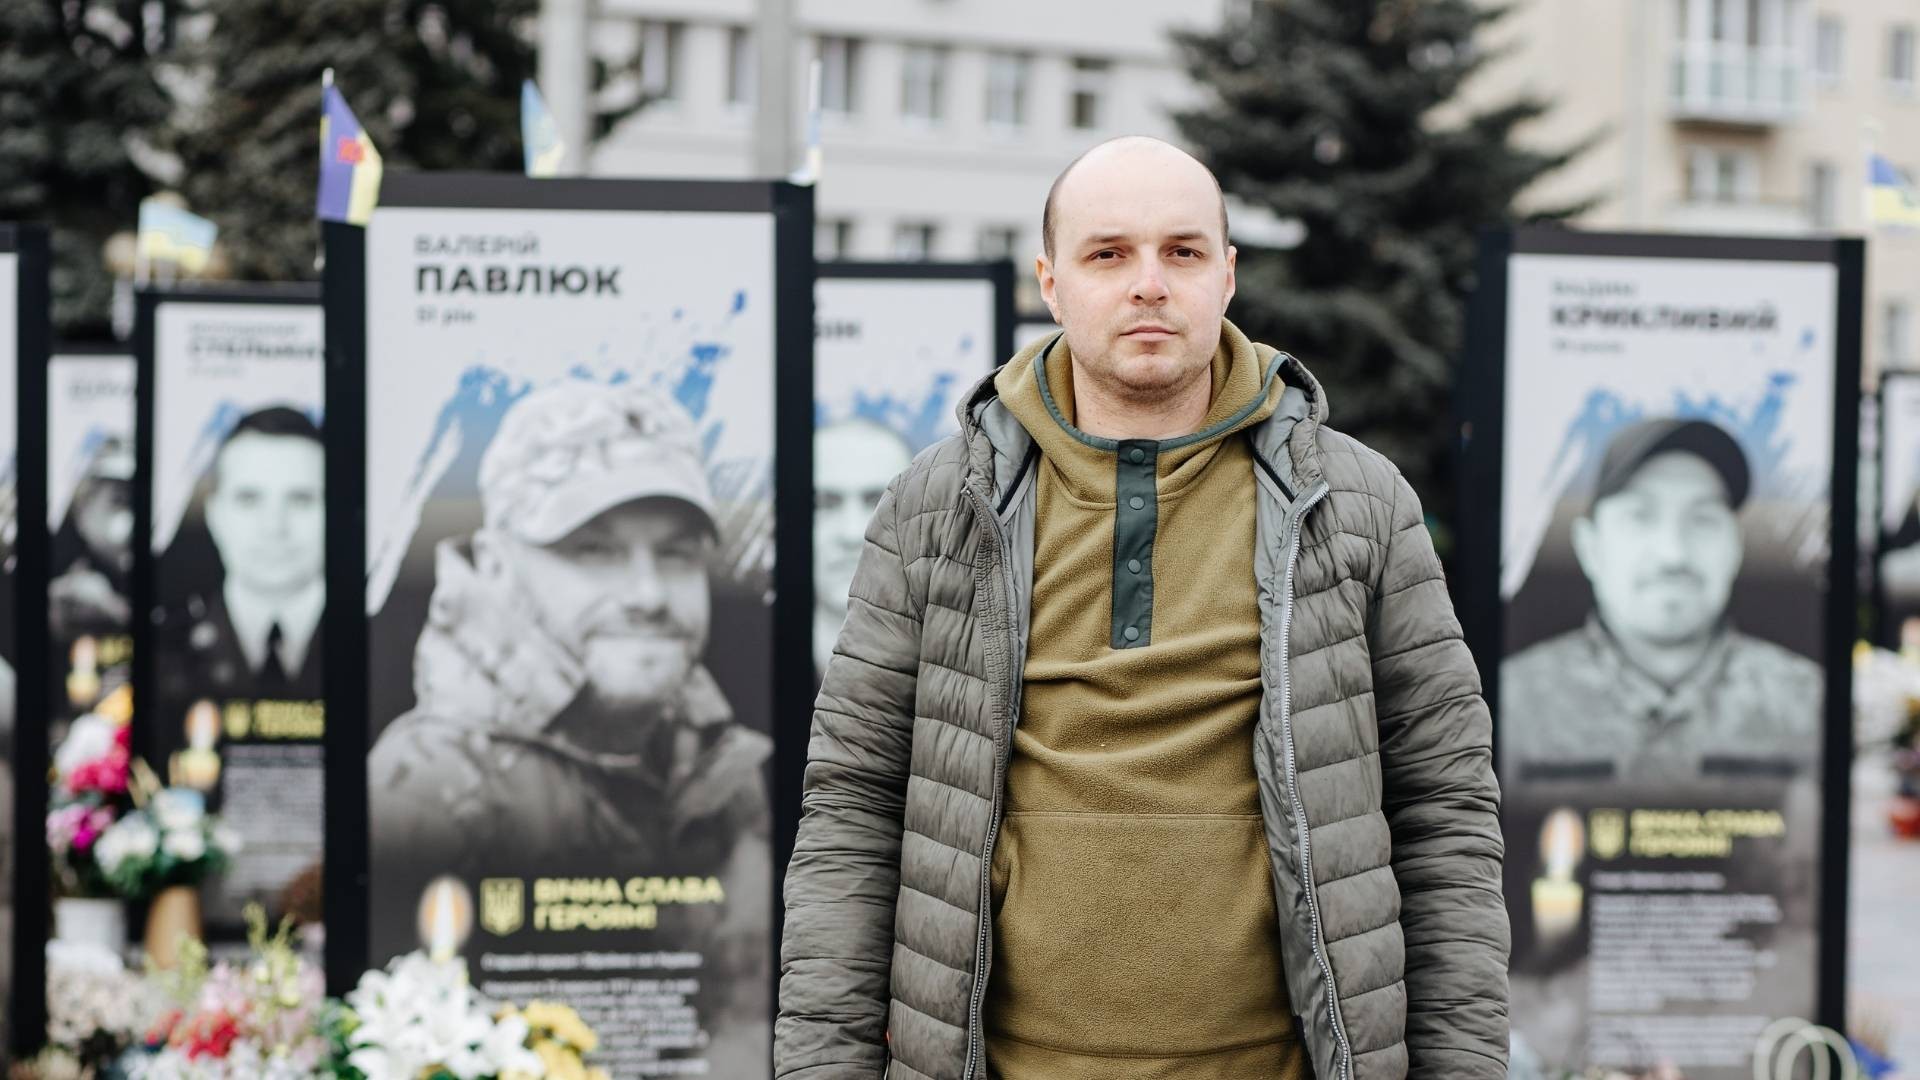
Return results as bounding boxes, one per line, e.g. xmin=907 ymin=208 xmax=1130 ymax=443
xmin=479 ymin=1011 xmax=543 ymax=1075
xmin=53 ymin=714 xmax=118 ymax=777
xmin=153 ymin=789 xmax=206 ymax=833
xmin=94 ymin=816 xmax=159 ymax=874
xmin=211 ymin=823 xmax=243 ymax=856
xmin=162 ymin=827 xmax=207 ymax=862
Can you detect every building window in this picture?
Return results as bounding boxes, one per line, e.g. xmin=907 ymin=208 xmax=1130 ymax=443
xmin=985 ymin=51 xmax=1031 ymax=128
xmin=727 ymin=26 xmax=756 ymax=107
xmin=893 ymin=222 xmax=938 ymax=260
xmin=815 ymin=219 xmax=854 ymax=261
xmin=1888 ymin=300 xmax=1915 ymax=367
xmin=638 ymin=21 xmax=682 ymax=101
xmin=817 ymin=35 xmax=861 ymax=114
xmin=1809 ymin=160 xmax=1838 ymax=228
xmin=901 ymin=44 xmax=948 ymax=123
xmin=1687 ymin=146 xmax=1759 ymax=203
xmin=1816 ymin=16 xmax=1844 ymax=84
xmin=978 ymin=226 xmax=1021 ymax=261
xmin=1070 ymin=57 xmax=1110 ymax=130
xmin=1891 ymin=25 xmax=1917 ymax=91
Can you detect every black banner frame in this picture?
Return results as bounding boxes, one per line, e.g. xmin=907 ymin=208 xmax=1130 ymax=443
xmin=1455 ymin=225 xmax=1865 ymax=1039
xmin=4 ymin=224 xmax=52 ymax=1062
xmin=319 ymin=172 xmax=816 ymax=1037
xmin=129 ymin=284 xmax=324 ymax=798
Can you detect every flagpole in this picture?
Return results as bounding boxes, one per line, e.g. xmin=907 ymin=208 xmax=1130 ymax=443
xmin=316 ymin=68 xmax=335 ymax=274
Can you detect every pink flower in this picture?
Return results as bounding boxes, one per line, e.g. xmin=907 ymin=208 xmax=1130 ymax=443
xmin=66 ymin=745 xmax=130 ymax=795
xmin=46 ymin=804 xmax=89 ymax=852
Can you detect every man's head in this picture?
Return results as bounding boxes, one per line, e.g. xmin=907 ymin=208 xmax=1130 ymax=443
xmin=1037 ymin=136 xmax=1235 ymax=404
xmin=814 ymin=419 xmax=913 ymax=618
xmin=475 ymin=381 xmax=717 ymax=712
xmin=72 ymin=437 xmax=135 ymax=574
xmin=1572 ymin=418 xmax=1750 ymax=649
xmin=204 ymin=407 xmax=324 ymax=598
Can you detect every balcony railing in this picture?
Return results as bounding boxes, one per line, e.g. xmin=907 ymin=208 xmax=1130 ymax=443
xmin=1671 ymin=41 xmax=1807 ymax=125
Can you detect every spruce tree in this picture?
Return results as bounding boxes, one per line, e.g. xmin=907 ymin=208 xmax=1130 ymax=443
xmin=0 ymin=0 xmax=173 ymax=338
xmin=1173 ymin=0 xmax=1592 ymax=533
xmin=169 ymin=0 xmax=537 ymax=282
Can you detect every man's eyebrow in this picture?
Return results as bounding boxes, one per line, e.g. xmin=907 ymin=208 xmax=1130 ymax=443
xmin=1080 ymin=229 xmax=1214 ymax=248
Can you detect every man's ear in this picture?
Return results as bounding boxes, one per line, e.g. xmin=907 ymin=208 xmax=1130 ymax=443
xmin=1037 ymin=252 xmax=1060 ymax=324
xmin=1223 ymin=243 xmax=1237 ymax=312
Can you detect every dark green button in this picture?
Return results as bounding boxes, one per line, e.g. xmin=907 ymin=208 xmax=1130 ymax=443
xmin=1129 ymin=448 xmax=1145 ymax=463
xmin=1128 ymin=496 xmax=1145 ymax=510
xmin=1127 ymin=559 xmax=1142 ymax=574
xmin=1123 ymin=626 xmax=1140 ymax=642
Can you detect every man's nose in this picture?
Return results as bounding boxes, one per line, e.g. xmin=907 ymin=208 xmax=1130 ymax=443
xmin=620 ymin=549 xmax=670 ymax=611
xmin=1131 ymin=258 xmax=1170 ymax=305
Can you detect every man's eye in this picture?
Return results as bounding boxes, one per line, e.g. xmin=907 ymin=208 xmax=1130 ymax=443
xmin=1090 ymin=250 xmax=1120 ymax=261
xmin=1172 ymin=247 xmax=1201 ymax=259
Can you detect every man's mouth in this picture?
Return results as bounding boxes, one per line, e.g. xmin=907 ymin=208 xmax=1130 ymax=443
xmin=1122 ymin=325 xmax=1177 ymax=339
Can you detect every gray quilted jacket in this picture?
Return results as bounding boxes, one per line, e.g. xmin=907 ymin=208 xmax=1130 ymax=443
xmin=779 ymin=343 xmax=1508 ymax=1080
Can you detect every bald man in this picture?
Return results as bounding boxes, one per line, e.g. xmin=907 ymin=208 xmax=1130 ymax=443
xmin=780 ymin=137 xmax=1506 ymax=1080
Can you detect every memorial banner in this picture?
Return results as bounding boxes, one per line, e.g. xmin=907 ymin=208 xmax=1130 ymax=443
xmin=133 ymin=288 xmax=326 ymax=935
xmin=48 ymin=350 xmax=136 ymax=742
xmin=1877 ymin=373 xmax=1920 ymax=648
xmin=1459 ymin=230 xmax=1861 ymax=1079
xmin=325 ymin=174 xmax=812 ymax=1079
xmin=812 ymin=262 xmax=1008 ymax=678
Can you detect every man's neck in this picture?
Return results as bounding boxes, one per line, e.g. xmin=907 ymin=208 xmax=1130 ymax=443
xmin=1070 ymin=358 xmax=1214 ymax=441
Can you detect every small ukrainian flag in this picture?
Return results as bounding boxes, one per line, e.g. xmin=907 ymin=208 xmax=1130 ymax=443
xmin=522 ymin=79 xmax=565 ymax=178
xmin=1868 ymin=151 xmax=1920 ymax=230
xmin=317 ymin=78 xmax=383 ymax=225
xmin=136 ymin=200 xmax=218 ymax=274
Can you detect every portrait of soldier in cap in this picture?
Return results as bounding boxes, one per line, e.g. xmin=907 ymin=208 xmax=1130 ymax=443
xmin=367 ymin=380 xmax=772 ymax=1072
xmin=159 ymin=406 xmax=326 ymax=708
xmin=50 ymin=434 xmax=135 ymax=644
xmin=1501 ymin=416 xmax=1823 ymax=785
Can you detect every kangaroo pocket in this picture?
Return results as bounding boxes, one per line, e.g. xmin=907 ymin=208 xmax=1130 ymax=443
xmin=984 ymin=811 xmax=1295 ymax=1065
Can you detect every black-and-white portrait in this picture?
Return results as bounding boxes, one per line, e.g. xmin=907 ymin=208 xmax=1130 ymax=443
xmin=164 ymin=407 xmax=326 ymax=706
xmin=367 ymin=381 xmax=772 ymax=1071
xmin=812 ymin=418 xmax=912 ymax=676
xmin=1501 ymin=417 xmax=1821 ymax=785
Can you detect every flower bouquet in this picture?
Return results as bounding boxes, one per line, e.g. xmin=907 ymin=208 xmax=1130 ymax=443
xmin=132 ymin=908 xmax=328 ymax=1080
xmin=323 ymin=950 xmax=608 ymax=1080
xmin=92 ymin=789 xmax=240 ymax=900
xmin=47 ymin=713 xmax=135 ymax=899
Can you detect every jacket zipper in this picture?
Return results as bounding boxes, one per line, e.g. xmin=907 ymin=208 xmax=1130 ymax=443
xmin=1277 ymin=482 xmax=1354 ymax=1080
xmin=961 ymin=483 xmax=1022 ymax=1080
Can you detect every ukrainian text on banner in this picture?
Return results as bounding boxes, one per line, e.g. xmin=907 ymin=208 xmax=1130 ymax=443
xmin=345 ymin=179 xmax=808 ymax=1079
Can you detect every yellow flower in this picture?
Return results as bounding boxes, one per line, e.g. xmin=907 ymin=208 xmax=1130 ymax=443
xmin=535 ymin=1039 xmax=588 ymax=1080
xmin=587 ymin=1069 xmax=613 ymax=1080
xmin=524 ymin=1001 xmax=599 ymax=1053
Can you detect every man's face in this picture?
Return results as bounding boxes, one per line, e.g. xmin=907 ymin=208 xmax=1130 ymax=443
xmin=74 ymin=478 xmax=133 ymax=574
xmin=204 ymin=433 xmax=324 ymax=596
xmin=814 ymin=422 xmax=912 ymax=617
xmin=1037 ymin=143 xmax=1236 ymax=402
xmin=494 ymin=499 xmax=713 ymax=711
xmin=1573 ymin=451 xmax=1743 ymax=647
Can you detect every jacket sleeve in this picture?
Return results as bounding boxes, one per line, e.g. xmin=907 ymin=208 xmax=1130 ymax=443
xmin=776 ymin=474 xmax=921 ymax=1080
xmin=1366 ymin=470 xmax=1510 ymax=1079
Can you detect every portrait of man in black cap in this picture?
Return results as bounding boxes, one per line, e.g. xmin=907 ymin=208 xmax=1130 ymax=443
xmin=1501 ymin=416 xmax=1822 ymax=784
xmin=367 ymin=380 xmax=771 ymax=1074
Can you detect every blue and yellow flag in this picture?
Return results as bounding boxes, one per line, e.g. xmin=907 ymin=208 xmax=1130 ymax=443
xmin=522 ymin=79 xmax=565 ymax=178
xmin=317 ymin=82 xmax=383 ymax=225
xmin=1868 ymin=151 xmax=1920 ymax=229
xmin=137 ymin=200 xmax=217 ymax=274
